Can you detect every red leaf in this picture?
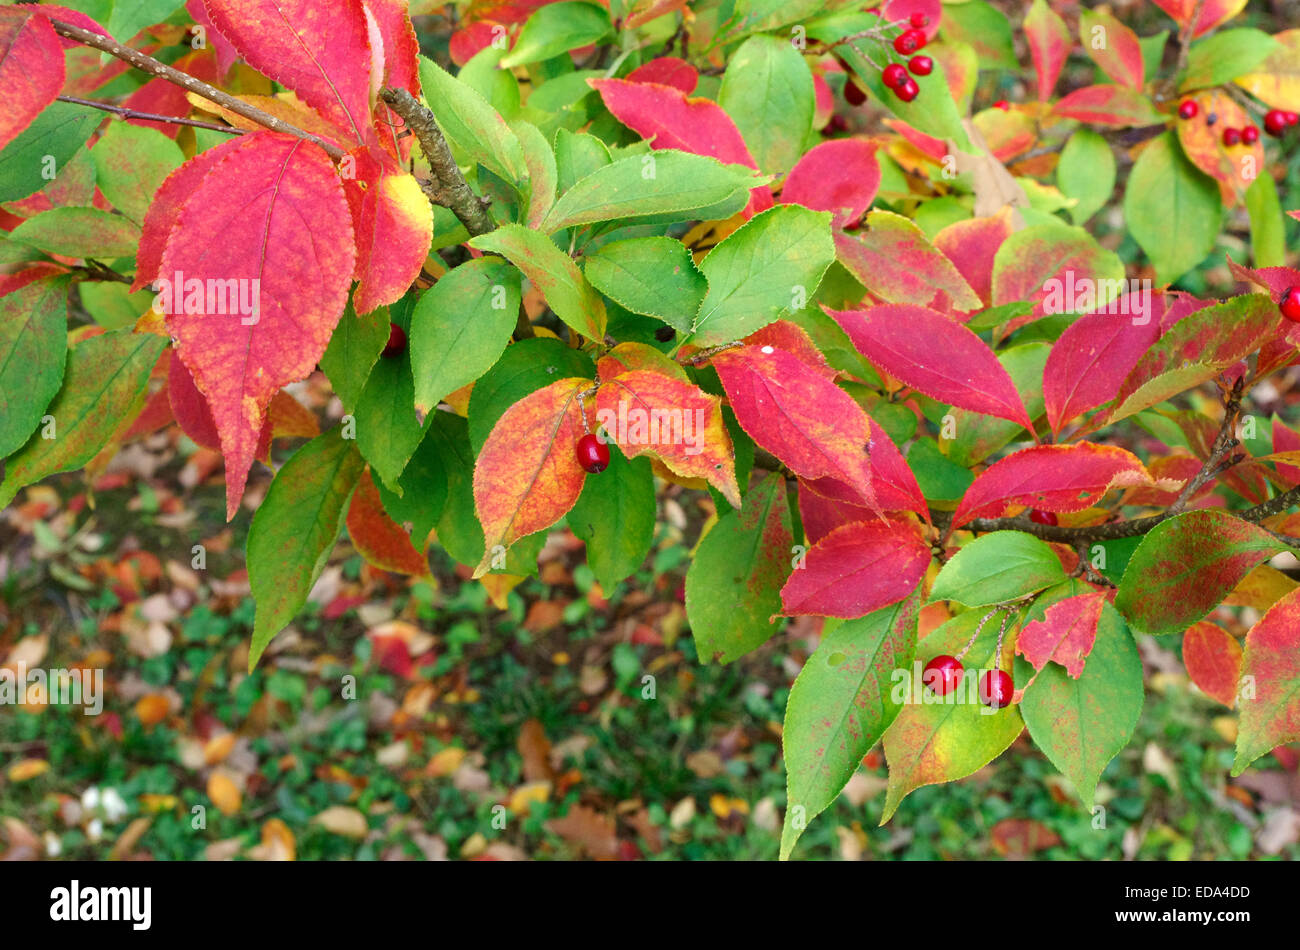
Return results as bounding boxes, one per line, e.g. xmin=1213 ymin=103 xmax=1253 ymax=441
xmin=883 ymin=0 xmax=941 ymax=41
xmin=1023 ymin=0 xmax=1070 ymax=101
xmin=952 ymin=443 xmax=1178 ymax=528
xmin=205 ymin=0 xmax=376 ymax=144
xmin=159 ymin=133 xmax=356 ymax=519
xmin=364 ymin=0 xmax=421 ymax=161
xmin=827 ymin=304 xmax=1033 ymax=429
xmin=801 ymin=413 xmax=927 ymax=518
xmin=0 ymin=8 xmax=65 ymax=153
xmin=711 ymin=345 xmax=879 ymax=513
xmin=1272 ymin=419 xmax=1300 ymax=485
xmin=346 ymin=468 xmax=432 ymax=578
xmin=132 ymin=137 xmax=245 ymax=293
xmin=1151 ymin=0 xmax=1247 ymax=38
xmin=186 ymin=0 xmax=239 ymax=78
xmin=1042 ymin=293 xmax=1163 ymax=434
xmin=1052 ymin=85 xmax=1163 ymax=127
xmin=931 ymin=211 xmax=1014 ymax=307
xmin=835 ymin=214 xmax=981 ymax=315
xmin=743 ymin=320 xmax=835 ymax=380
xmin=1015 ymin=591 xmax=1108 ymax=679
xmin=797 ymin=481 xmax=871 ymax=545
xmin=342 ymin=146 xmax=432 ymax=314
xmin=626 ymin=56 xmax=697 ymax=94
xmin=883 ymin=118 xmax=947 ymax=163
xmin=1079 ymin=8 xmax=1144 ymax=89
xmin=780 ymin=518 xmax=931 ymax=618
xmin=449 ymin=22 xmax=506 ymax=66
xmin=588 ymin=77 xmax=773 ymax=217
xmin=780 ymin=139 xmax=879 ymax=230
xmin=1183 ymin=621 xmax=1242 ymax=707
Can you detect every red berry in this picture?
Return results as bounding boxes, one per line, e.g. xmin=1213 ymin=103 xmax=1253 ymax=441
xmin=1177 ymin=100 xmax=1197 ymax=120
xmin=923 ymin=655 xmax=964 ymax=696
xmin=908 ymin=55 xmax=933 ymax=76
xmin=1242 ymin=125 xmax=1259 ymax=145
xmin=909 ymin=12 xmax=929 ymax=28
xmin=979 ymin=670 xmax=1014 ymax=709
xmin=1028 ymin=509 xmax=1058 ymax=526
xmin=844 ymin=78 xmax=867 ymax=105
xmin=894 ymin=77 xmax=920 ymax=102
xmin=866 ymin=6 xmax=881 ymax=13
xmin=893 ymin=29 xmax=925 ymax=55
xmin=381 ymin=322 xmax=406 ymax=358
xmin=1281 ymin=287 xmax=1300 ymax=323
xmin=1286 ymin=112 xmax=1299 ymax=126
xmin=993 ymin=99 xmax=1010 ymax=111
xmin=1264 ymin=110 xmax=1287 ymax=137
xmin=1222 ymin=127 xmax=1241 ymax=147
xmin=882 ymin=63 xmax=908 ymax=88
xmin=576 ymin=433 xmax=610 ymax=474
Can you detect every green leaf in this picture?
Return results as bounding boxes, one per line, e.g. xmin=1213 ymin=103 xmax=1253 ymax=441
xmin=685 ymin=471 xmax=792 ymax=663
xmin=411 ymin=258 xmax=521 ymax=414
xmin=319 ymin=300 xmax=389 ymax=414
xmin=77 ymin=282 xmax=156 ymax=329
xmin=881 ymin=607 xmax=1024 ymax=821
xmin=907 ymin=437 xmax=974 ymax=504
xmin=929 ymin=531 xmax=1067 ymax=607
xmin=1056 ymin=128 xmax=1115 ymax=226
xmin=1123 ymin=132 xmax=1220 ymax=286
xmin=689 ymin=204 xmax=835 ymax=346
xmin=374 ymin=421 xmax=450 ymax=550
xmin=780 ymin=587 xmax=922 ymax=859
xmin=1245 ymin=170 xmax=1286 ymax=269
xmin=718 ymin=35 xmax=815 ymax=175
xmin=106 ymin=0 xmax=184 ymax=44
xmin=512 ymin=119 xmax=556 ymax=228
xmin=0 ymin=277 xmax=68 ymax=458
xmin=352 ymin=347 xmax=424 ymax=492
xmin=567 ymin=445 xmax=656 ymax=590
xmin=247 ymin=428 xmax=365 ymax=670
xmin=939 ymin=0 xmax=1018 ymax=69
xmin=0 ymin=328 xmax=164 ymax=508
xmin=940 ymin=342 xmax=1049 ymax=467
xmin=554 ymin=129 xmax=610 ymax=196
xmin=583 ymin=236 xmax=707 ymax=333
xmin=8 ymin=207 xmax=141 ymax=259
xmin=539 ymin=150 xmax=762 ymax=233
xmin=89 ymin=116 xmax=183 ymax=224
xmin=418 ymin=55 xmax=529 ymax=188
xmin=0 ymin=101 xmax=100 ymax=204
xmin=1114 ymin=510 xmax=1285 ymax=636
xmin=1181 ymin=28 xmax=1278 ymax=91
xmin=469 ymin=224 xmax=606 ymax=339
xmin=1017 ymin=581 xmax=1143 ymax=809
xmin=499 ymin=1 xmax=611 ymax=68
xmin=466 ymin=337 xmax=595 ymax=452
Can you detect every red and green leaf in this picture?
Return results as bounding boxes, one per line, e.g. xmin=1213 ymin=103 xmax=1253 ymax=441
xmin=834 ymin=211 xmax=981 ymax=315
xmin=1023 ymin=0 xmax=1070 ymax=101
xmin=0 ymin=8 xmax=65 ymax=153
xmin=1232 ymin=587 xmax=1300 ymax=774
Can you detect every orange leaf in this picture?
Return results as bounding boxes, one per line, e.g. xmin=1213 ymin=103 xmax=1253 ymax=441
xmin=0 ymin=8 xmax=65 ymax=153
xmin=207 ymin=770 xmax=242 ymax=816
xmin=345 ymin=468 xmax=432 ymax=577
xmin=594 ymin=370 xmax=740 ymax=508
xmin=472 ymin=377 xmax=592 ymax=576
xmin=342 ymin=146 xmax=433 ymax=314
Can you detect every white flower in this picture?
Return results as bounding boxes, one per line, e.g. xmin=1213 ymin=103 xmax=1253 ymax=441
xmin=44 ymin=832 xmax=62 ymax=857
xmin=86 ymin=818 xmax=103 ymax=843
xmin=100 ymin=788 xmax=128 ymax=822
xmin=81 ymin=787 xmax=101 ymax=811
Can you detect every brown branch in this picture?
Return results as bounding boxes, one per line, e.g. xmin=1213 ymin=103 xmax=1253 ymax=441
xmin=48 ymin=19 xmax=347 ymax=161
xmin=1174 ymin=0 xmax=1210 ymax=78
xmin=378 ymin=87 xmax=496 ymax=237
xmin=57 ymin=95 xmax=246 ymax=134
xmin=1167 ymin=377 xmax=1244 ymax=517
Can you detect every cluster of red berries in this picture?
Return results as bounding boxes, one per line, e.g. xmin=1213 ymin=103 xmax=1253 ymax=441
xmin=1264 ymin=109 xmax=1300 ymax=137
xmin=922 ymin=654 xmax=1014 ymax=709
xmin=880 ymin=13 xmax=930 ymax=103
xmin=1281 ymin=287 xmax=1300 ymax=323
xmin=1178 ymin=101 xmax=1299 ymax=141
xmin=1221 ymin=125 xmax=1260 ymax=147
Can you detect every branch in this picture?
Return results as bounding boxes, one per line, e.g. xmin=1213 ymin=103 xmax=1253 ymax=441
xmin=48 ymin=20 xmax=347 ymax=161
xmin=57 ymin=95 xmax=245 ymax=134
xmin=1166 ymin=376 xmax=1244 ymax=517
xmin=378 ymin=87 xmax=496 ymax=237
xmin=1174 ymin=0 xmax=1209 ymax=78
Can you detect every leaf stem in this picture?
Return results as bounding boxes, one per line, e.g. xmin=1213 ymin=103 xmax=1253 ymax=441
xmin=56 ymin=95 xmax=245 ymax=134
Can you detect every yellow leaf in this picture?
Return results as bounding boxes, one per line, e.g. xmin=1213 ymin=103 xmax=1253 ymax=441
xmin=134 ymin=693 xmax=170 ymax=727
xmin=253 ymin=818 xmax=296 ymax=861
xmin=1234 ymin=29 xmax=1300 ymax=112
xmin=507 ymin=780 xmax=552 ymax=815
xmin=207 ymin=771 xmax=241 ymax=816
xmin=6 ymin=759 xmax=48 ymax=782
xmin=202 ymin=733 xmax=237 ymax=766
xmin=428 ymin=747 xmax=466 ymax=777
xmin=313 ymin=806 xmax=368 ymax=838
